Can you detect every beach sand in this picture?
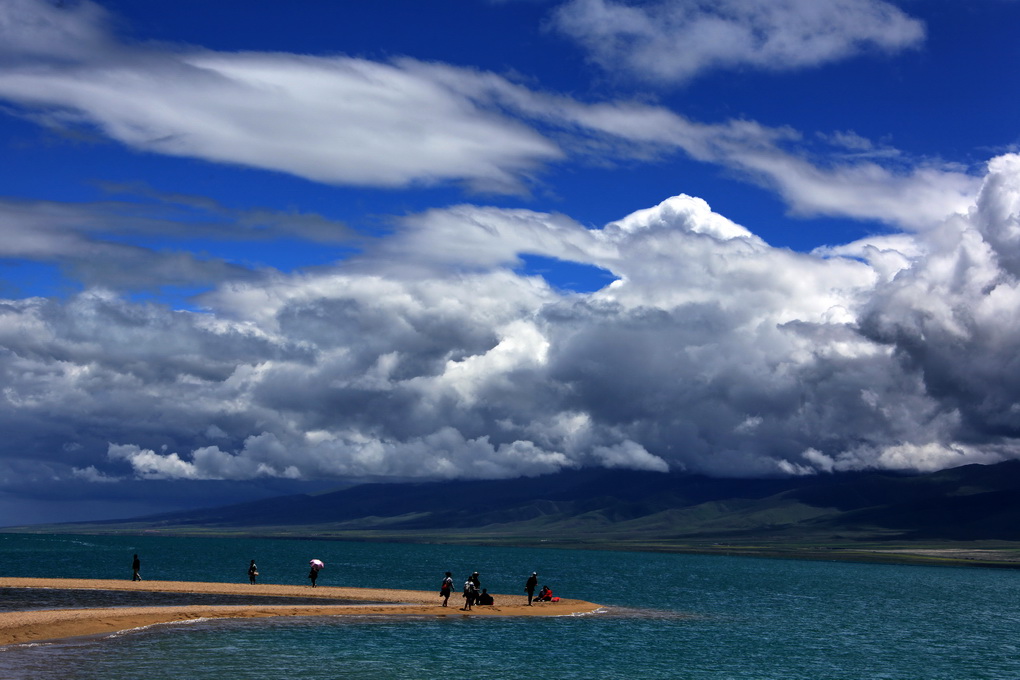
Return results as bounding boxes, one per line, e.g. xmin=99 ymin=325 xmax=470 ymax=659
xmin=0 ymin=578 xmax=603 ymax=646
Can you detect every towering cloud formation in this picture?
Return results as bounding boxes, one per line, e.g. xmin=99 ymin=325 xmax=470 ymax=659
xmin=1 ymin=156 xmax=1018 ymax=490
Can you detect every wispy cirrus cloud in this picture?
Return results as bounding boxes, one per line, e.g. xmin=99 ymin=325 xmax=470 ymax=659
xmin=550 ymin=0 xmax=925 ymax=84
xmin=0 ymin=0 xmax=974 ymax=230
xmin=0 ymin=189 xmax=357 ymax=291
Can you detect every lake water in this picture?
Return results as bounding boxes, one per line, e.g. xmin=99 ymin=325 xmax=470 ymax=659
xmin=1 ymin=533 xmax=1019 ymax=679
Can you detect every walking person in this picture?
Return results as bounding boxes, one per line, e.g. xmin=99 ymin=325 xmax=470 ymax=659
xmin=440 ymin=571 xmax=454 ymax=607
xmin=461 ymin=577 xmax=478 ymax=611
xmin=248 ymin=559 xmax=259 ymax=584
xmin=308 ymin=558 xmax=324 ymax=587
xmin=131 ymin=554 xmax=141 ymax=581
xmin=525 ymin=571 xmax=538 ymax=605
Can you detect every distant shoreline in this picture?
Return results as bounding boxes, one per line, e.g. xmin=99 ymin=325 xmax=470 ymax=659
xmin=625 ymin=544 xmax=1020 ymax=570
xmin=0 ymin=578 xmax=604 ymax=647
xmin=6 ymin=528 xmax=1020 ymax=571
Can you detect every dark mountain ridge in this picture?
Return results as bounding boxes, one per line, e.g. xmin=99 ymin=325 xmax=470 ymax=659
xmin=61 ymin=459 xmax=1020 ymax=543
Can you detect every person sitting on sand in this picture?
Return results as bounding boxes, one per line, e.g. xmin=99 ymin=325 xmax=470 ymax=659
xmin=536 ymin=585 xmax=553 ymax=602
xmin=248 ymin=559 xmax=258 ymax=585
xmin=477 ymin=588 xmax=494 ymax=606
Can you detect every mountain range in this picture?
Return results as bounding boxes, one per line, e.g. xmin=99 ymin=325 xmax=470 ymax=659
xmin=34 ymin=460 xmax=1020 ymax=556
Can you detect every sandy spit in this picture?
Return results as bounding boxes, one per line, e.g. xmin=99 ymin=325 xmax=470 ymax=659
xmin=0 ymin=578 xmax=603 ymax=646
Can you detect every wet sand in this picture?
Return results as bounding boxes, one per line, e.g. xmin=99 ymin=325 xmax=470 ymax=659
xmin=0 ymin=578 xmax=603 ymax=646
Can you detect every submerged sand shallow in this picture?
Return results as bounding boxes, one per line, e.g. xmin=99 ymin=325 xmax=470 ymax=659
xmin=0 ymin=578 xmax=603 ymax=646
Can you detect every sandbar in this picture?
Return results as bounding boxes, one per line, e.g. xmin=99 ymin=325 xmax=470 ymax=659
xmin=0 ymin=578 xmax=603 ymax=646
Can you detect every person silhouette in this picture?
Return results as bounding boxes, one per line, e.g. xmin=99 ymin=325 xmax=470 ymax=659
xmin=440 ymin=571 xmax=454 ymax=607
xmin=525 ymin=571 xmax=538 ymax=605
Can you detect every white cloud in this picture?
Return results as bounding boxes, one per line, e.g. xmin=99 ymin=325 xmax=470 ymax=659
xmin=727 ymin=151 xmax=978 ymax=229
xmin=593 ymin=441 xmax=670 ymax=471
xmin=108 ymin=444 xmax=200 ymax=480
xmin=3 ymin=155 xmax=1015 ymax=490
xmin=71 ymin=464 xmax=119 ymax=483
xmin=552 ymin=0 xmax=925 ymax=84
xmin=0 ymin=3 xmax=561 ymax=194
xmin=0 ymin=0 xmax=112 ymax=61
xmin=0 ymin=0 xmax=975 ymax=230
xmin=872 ymin=442 xmax=1002 ymax=472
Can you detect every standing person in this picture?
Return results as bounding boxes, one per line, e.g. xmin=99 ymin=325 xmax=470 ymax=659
xmin=469 ymin=571 xmax=481 ymax=591
xmin=308 ymin=558 xmax=324 ymax=586
xmin=461 ymin=577 xmax=478 ymax=611
xmin=525 ymin=571 xmax=538 ymax=605
xmin=131 ymin=554 xmax=141 ymax=581
xmin=248 ymin=559 xmax=258 ymax=584
xmin=440 ymin=571 xmax=454 ymax=607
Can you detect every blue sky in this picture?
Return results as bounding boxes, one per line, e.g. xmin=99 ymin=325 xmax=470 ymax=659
xmin=2 ymin=0 xmax=1020 ymax=525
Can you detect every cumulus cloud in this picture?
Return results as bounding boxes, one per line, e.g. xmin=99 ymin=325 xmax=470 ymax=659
xmin=857 ymin=154 xmax=1020 ymax=447
xmin=0 ymin=0 xmax=975 ymax=228
xmin=551 ymin=0 xmax=925 ymax=84
xmin=2 ymin=154 xmax=1020 ymax=498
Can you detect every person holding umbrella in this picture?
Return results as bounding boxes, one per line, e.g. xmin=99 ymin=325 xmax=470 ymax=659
xmin=308 ymin=558 xmax=324 ymax=587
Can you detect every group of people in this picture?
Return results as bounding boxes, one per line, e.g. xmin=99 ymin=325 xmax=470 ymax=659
xmin=132 ymin=554 xmax=557 ymax=607
xmin=448 ymin=571 xmax=494 ymax=611
xmin=524 ymin=572 xmax=555 ymax=604
xmin=251 ymin=557 xmax=318 ymax=586
xmin=245 ymin=557 xmax=317 ymax=585
xmin=440 ymin=570 xmax=555 ymax=610
xmin=248 ymin=558 xmax=320 ymax=586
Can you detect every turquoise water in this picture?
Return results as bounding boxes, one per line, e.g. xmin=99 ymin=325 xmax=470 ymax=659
xmin=2 ymin=533 xmax=1020 ymax=679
